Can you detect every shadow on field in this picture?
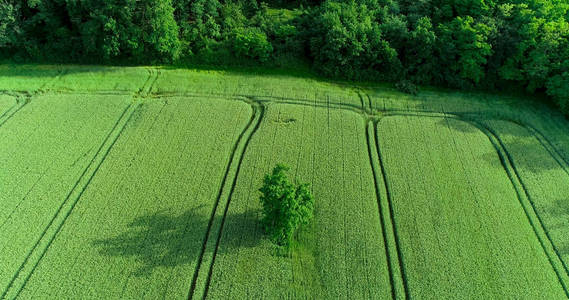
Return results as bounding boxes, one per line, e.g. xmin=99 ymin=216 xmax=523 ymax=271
xmin=215 ymin=210 xmax=263 ymax=251
xmin=444 ymin=118 xmax=565 ymax=174
xmin=546 ymin=199 xmax=569 ymax=218
xmin=437 ymin=118 xmax=479 ymax=133
xmin=92 ymin=207 xmax=262 ymax=276
xmin=479 ymin=138 xmax=561 ymax=173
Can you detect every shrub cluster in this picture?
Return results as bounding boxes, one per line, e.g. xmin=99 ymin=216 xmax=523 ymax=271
xmin=1 ymin=0 xmax=568 ymax=115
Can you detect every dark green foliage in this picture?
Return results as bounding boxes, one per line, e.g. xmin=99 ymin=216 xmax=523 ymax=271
xmin=403 ymin=16 xmax=436 ymax=84
xmin=0 ymin=0 xmax=20 ymax=53
xmin=142 ymin=0 xmax=181 ymax=62
xmin=307 ymin=1 xmax=400 ymax=80
xmin=1 ymin=0 xmax=569 ymax=116
xmin=436 ymin=16 xmax=492 ymax=86
xmin=395 ymin=79 xmax=418 ymax=95
xmin=233 ymin=27 xmax=273 ymax=61
xmin=547 ymin=71 xmax=569 ymax=114
xmin=259 ymin=164 xmax=314 ymax=248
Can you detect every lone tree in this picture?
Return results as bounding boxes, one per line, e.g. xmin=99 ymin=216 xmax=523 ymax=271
xmin=259 ymin=164 xmax=314 ymax=248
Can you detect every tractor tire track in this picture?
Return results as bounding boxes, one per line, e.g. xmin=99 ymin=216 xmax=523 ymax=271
xmin=520 ymin=123 xmax=569 ymax=178
xmin=476 ymin=122 xmax=569 ymax=284
xmin=2 ymin=75 xmax=569 ymax=298
xmin=469 ymin=121 xmax=569 ymax=297
xmin=371 ymin=120 xmax=411 ymax=300
xmin=37 ymin=69 xmax=67 ymax=93
xmin=366 ymin=93 xmax=373 ymax=113
xmin=0 ymin=69 xmax=66 ymax=129
xmin=186 ymin=101 xmax=257 ymax=298
xmin=364 ymin=120 xmax=400 ymax=300
xmin=398 ymin=111 xmax=569 ymax=281
xmin=357 ymin=91 xmax=366 ymax=112
xmin=0 ymin=94 xmax=29 ymax=128
xmin=0 ymin=95 xmax=19 ymax=120
xmin=188 ymin=102 xmax=265 ymax=300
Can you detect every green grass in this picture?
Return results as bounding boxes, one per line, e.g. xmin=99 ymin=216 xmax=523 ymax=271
xmin=152 ymin=68 xmax=362 ymax=109
xmin=52 ymin=66 xmax=151 ymax=92
xmin=1 ymin=65 xmax=569 ymax=299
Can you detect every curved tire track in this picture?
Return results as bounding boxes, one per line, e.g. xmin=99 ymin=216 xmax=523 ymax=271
xmin=188 ymin=101 xmax=265 ymax=300
xmin=377 ymin=111 xmax=569 ymax=297
xmin=364 ymin=120 xmax=405 ymax=300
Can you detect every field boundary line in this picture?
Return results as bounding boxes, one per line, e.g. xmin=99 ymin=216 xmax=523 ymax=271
xmin=37 ymin=68 xmax=67 ymax=93
xmin=0 ymin=69 xmax=66 ymax=128
xmin=377 ymin=112 xmax=569 ymax=297
xmin=188 ymin=100 xmax=264 ymax=300
xmin=364 ymin=120 xmax=403 ymax=300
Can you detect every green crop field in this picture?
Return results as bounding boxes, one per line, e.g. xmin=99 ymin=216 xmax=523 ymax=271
xmin=1 ymin=65 xmax=569 ymax=299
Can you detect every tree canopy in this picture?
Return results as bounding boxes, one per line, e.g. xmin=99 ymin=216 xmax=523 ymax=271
xmin=1 ymin=0 xmax=568 ymax=115
xmin=259 ymin=164 xmax=314 ymax=248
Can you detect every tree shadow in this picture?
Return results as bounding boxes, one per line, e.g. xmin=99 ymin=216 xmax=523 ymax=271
xmin=545 ymin=199 xmax=569 ymax=218
xmin=557 ymin=242 xmax=569 ymax=257
xmin=215 ymin=209 xmax=264 ymax=253
xmin=436 ymin=118 xmax=479 ymax=133
xmin=0 ymin=64 xmax=138 ymax=78
xmin=92 ymin=206 xmax=262 ymax=276
xmin=479 ymin=139 xmax=561 ymax=173
xmin=450 ymin=119 xmax=566 ymax=174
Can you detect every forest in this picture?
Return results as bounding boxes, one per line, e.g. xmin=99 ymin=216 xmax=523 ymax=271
xmin=1 ymin=0 xmax=568 ymax=115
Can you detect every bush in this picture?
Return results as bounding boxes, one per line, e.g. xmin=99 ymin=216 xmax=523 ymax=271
xmin=259 ymin=164 xmax=314 ymax=248
xmin=547 ymin=72 xmax=569 ymax=115
xmin=395 ymin=80 xmax=419 ymax=95
xmin=233 ymin=27 xmax=273 ymax=62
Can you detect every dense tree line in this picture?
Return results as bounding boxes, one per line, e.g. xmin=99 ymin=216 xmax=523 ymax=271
xmin=1 ymin=0 xmax=568 ymax=114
